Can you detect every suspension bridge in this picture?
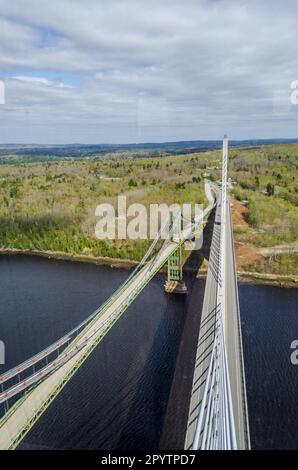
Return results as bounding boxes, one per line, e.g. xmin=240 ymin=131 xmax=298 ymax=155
xmin=0 ymin=137 xmax=250 ymax=450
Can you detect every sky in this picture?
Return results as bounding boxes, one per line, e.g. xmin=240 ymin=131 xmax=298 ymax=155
xmin=0 ymin=0 xmax=298 ymax=144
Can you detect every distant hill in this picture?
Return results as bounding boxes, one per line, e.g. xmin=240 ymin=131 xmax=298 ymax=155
xmin=0 ymin=138 xmax=298 ymax=159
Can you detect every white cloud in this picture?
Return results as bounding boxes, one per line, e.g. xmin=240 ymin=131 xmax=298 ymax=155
xmin=0 ymin=0 xmax=298 ymax=143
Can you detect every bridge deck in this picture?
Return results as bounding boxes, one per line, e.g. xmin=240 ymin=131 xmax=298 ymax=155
xmin=185 ymin=197 xmax=250 ymax=449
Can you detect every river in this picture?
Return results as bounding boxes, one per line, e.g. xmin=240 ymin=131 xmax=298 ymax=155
xmin=0 ymin=255 xmax=297 ymax=450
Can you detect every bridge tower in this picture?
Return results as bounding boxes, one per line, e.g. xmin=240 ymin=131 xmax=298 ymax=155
xmin=164 ymin=212 xmax=187 ymax=294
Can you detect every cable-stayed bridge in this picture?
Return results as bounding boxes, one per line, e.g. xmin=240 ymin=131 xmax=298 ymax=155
xmin=0 ymin=137 xmax=250 ymax=450
xmin=185 ymin=137 xmax=250 ymax=449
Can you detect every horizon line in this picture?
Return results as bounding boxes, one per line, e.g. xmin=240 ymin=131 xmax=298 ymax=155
xmin=1 ymin=137 xmax=298 ymax=147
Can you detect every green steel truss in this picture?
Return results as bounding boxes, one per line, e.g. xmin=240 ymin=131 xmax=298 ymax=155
xmin=167 ymin=246 xmax=182 ymax=282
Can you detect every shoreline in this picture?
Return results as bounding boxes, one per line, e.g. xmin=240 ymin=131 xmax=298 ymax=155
xmin=0 ymin=248 xmax=297 ymax=288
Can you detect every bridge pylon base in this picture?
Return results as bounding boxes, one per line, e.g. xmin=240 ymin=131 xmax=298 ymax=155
xmin=164 ymin=279 xmax=187 ymax=294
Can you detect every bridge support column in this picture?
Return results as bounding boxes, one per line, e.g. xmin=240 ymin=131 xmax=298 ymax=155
xmin=164 ymin=245 xmax=187 ymax=294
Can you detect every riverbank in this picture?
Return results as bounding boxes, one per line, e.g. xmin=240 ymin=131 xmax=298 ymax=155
xmin=1 ymin=248 xmax=297 ymax=288
xmin=0 ymin=248 xmax=139 ymax=269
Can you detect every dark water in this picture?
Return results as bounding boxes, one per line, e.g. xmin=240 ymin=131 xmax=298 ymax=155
xmin=239 ymin=285 xmax=298 ymax=450
xmin=0 ymin=255 xmax=298 ymax=450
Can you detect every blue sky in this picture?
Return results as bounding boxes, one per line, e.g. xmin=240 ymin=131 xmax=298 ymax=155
xmin=0 ymin=0 xmax=298 ymax=144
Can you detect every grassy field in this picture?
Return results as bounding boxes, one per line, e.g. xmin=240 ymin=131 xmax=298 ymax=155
xmin=0 ymin=143 xmax=297 ymax=277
